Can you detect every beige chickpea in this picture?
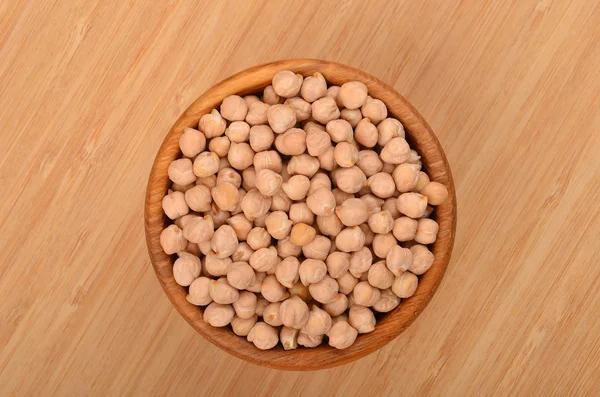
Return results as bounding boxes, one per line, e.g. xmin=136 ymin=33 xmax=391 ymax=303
xmin=219 ymin=156 xmax=231 ymax=171
xmin=334 ymin=142 xmax=359 ymax=168
xmin=249 ymin=246 xmax=278 ymax=273
xmin=232 ymin=315 xmax=258 ymax=336
xmin=174 ymin=213 xmax=197 ymax=230
xmin=415 ymin=218 xmax=439 ymax=245
xmin=284 ymin=97 xmax=312 ymax=121
xmin=305 ymin=128 xmax=332 ymax=157
xmin=267 ymin=104 xmax=296 ymax=134
xmin=226 ymin=214 xmax=252 ymax=241
xmin=335 ymin=198 xmax=369 ymax=227
xmin=368 ymin=260 xmax=394 ymax=289
xmin=317 ymin=146 xmax=336 ymax=172
xmin=207 ymin=202 xmax=230 ymax=228
xmin=306 ymin=188 xmax=335 ymax=217
xmin=209 ymin=277 xmax=239 ymax=305
xmin=279 ymin=296 xmax=310 ymax=329
xmin=300 ymin=72 xmax=327 ymax=102
xmin=326 ymin=119 xmax=353 ymax=143
xmin=368 ymin=172 xmax=396 ymax=199
xmin=226 ymin=262 xmax=256 ymax=290
xmin=382 ymin=162 xmax=396 ymax=175
xmin=340 ymin=108 xmax=362 ymax=128
xmin=420 ymin=181 xmax=449 ymax=205
xmin=261 ymin=275 xmax=289 ymax=303
xmin=373 ymin=288 xmax=400 ymax=312
xmin=254 ymin=169 xmax=283 ymax=197
xmin=224 ymin=122 xmax=250 ymax=144
xmin=168 ymin=158 xmax=196 ymax=185
xmin=326 ymin=85 xmax=344 ymax=107
xmin=333 ymin=166 xmax=366 ymax=194
xmin=171 ymin=180 xmax=195 ymax=192
xmin=162 ymin=190 xmax=189 ymax=220
xmin=299 ymin=259 xmax=326 ymax=286
xmin=354 ymin=118 xmax=378 ymax=148
xmin=183 ymin=215 xmax=214 ymax=244
xmin=409 ymin=244 xmax=434 ymax=275
xmin=253 ymin=150 xmax=282 ymax=174
xmin=239 ymin=168 xmax=255 ymax=192
xmin=274 ymin=128 xmax=306 ymax=155
xmin=368 ymin=210 xmax=394 ymax=234
xmin=232 ymin=242 xmax=254 ymax=262
xmin=198 ymin=240 xmax=212 ymax=256
xmin=248 ymin=125 xmax=274 ymax=153
xmin=192 ymin=152 xmax=219 ymax=178
xmin=349 ymin=305 xmax=376 ymax=334
xmin=349 ymin=246 xmax=372 ymax=277
xmin=208 ymin=136 xmax=231 ymax=157
xmin=290 ymin=223 xmax=317 ymax=246
xmin=353 ymin=281 xmax=381 ymax=307
xmin=270 ymin=191 xmax=292 ymax=212
xmin=377 ymin=118 xmax=404 ymax=145
xmin=309 ymin=275 xmax=338 ymax=304
xmin=211 ymin=224 xmax=239 ymax=259
xmin=282 ymin=175 xmax=310 ymax=201
xmin=263 ymin=302 xmax=283 ymax=326
xmin=273 ymin=70 xmax=302 ymax=98
xmin=179 ymin=127 xmax=206 ymax=158
xmin=312 ymin=96 xmax=340 ymax=124
xmin=198 ymin=109 xmax=226 ymax=138
xmin=335 ymin=226 xmax=366 ymax=252
xmin=227 ymin=142 xmax=254 ymax=171
xmin=298 ymin=332 xmax=323 ymax=348
xmin=386 ymin=245 xmax=413 ymax=276
xmin=372 ymin=233 xmax=397 ymax=259
xmin=284 ymin=283 xmax=308 ymax=304
xmin=392 ymin=163 xmax=421 ymax=192
xmin=241 ymin=189 xmax=271 ymax=220
xmin=247 ymin=322 xmax=279 ymax=350
xmin=336 ymin=272 xmax=358 ymax=295
xmin=392 ymin=271 xmax=418 ymax=298
xmin=289 ymin=202 xmax=315 ymax=225
xmin=244 ymin=94 xmax=260 ymax=107
xmin=302 ymin=305 xmax=332 ymax=337
xmin=308 ymin=172 xmax=332 ymax=195
xmin=264 ymin=211 xmax=293 ymax=239
xmin=322 ymin=293 xmax=348 ymax=317
xmin=396 ymin=192 xmax=428 ymax=218
xmin=414 ymin=171 xmax=430 ymax=192
xmin=275 ymin=256 xmax=300 ymax=288
xmin=210 ymin=182 xmax=238 ymax=212
xmin=380 ymin=137 xmax=411 ymax=164
xmin=332 ymin=188 xmax=354 ymax=206
xmin=196 ymin=174 xmax=217 ymax=189
xmin=393 ymin=216 xmax=418 ymax=241
xmin=358 ymin=223 xmax=375 ymax=246
xmin=186 ymin=276 xmax=212 ymax=306
xmin=316 ymin=214 xmax=343 ymax=237
xmin=204 ymin=250 xmax=232 ymax=276
xmin=220 ymin=95 xmax=248 ymax=121
xmin=303 ymin=120 xmax=325 ymax=131
xmin=173 ymin=254 xmax=201 ymax=286
xmin=361 ymin=97 xmax=387 ymax=124
xmin=280 ymin=326 xmax=299 ymax=350
xmin=232 ymin=291 xmax=257 ymax=320
xmin=246 ymin=227 xmax=271 ymax=250
xmin=262 ymin=85 xmax=281 ymax=105
xmin=302 ymin=235 xmax=331 ymax=261
xmin=203 ymin=302 xmax=234 ymax=327
xmin=287 ymin=154 xmax=320 ymax=177
xmin=355 ymin=151 xmax=382 ymax=178
xmin=277 ymin=237 xmax=301 ymax=259
xmin=327 ymin=321 xmax=358 ymax=349
xmin=338 ymin=81 xmax=368 ymax=109
xmin=254 ymin=295 xmax=269 ymax=315
xmin=216 ymin=167 xmax=242 ymax=188
xmin=407 ymin=149 xmax=421 ymax=165
xmin=326 ymin=252 xmax=350 ymax=278
xmin=382 ymin=198 xmax=401 ymax=219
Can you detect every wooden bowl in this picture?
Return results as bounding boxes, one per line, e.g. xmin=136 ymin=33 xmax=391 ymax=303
xmin=145 ymin=59 xmax=456 ymax=371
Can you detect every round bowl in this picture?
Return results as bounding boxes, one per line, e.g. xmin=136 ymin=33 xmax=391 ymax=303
xmin=145 ymin=59 xmax=456 ymax=371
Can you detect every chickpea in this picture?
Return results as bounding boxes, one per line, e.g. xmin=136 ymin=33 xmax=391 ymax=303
xmin=168 ymin=158 xmax=195 ymax=185
xmin=193 ymin=152 xmax=219 ymax=178
xmin=244 ymin=94 xmax=260 ymax=107
xmin=287 ymin=154 xmax=320 ymax=177
xmin=420 ymin=181 xmax=449 ymax=205
xmin=396 ymin=192 xmax=428 ymax=218
xmin=231 ymin=291 xmax=257 ymax=320
xmin=335 ymin=226 xmax=366 ymax=253
xmin=348 ymin=246 xmax=372 ymax=277
xmin=358 ymin=223 xmax=375 ymax=246
xmin=245 ymin=272 xmax=265 ymax=294
xmin=327 ymin=321 xmax=358 ymax=349
xmin=353 ymin=118 xmax=378 ymax=148
xmin=232 ymin=315 xmax=258 ymax=336
xmin=284 ymin=97 xmax=312 ymax=121
xmin=337 ymin=271 xmax=359 ymax=295
xmin=279 ymin=296 xmax=310 ymax=329
xmin=216 ymin=168 xmax=242 ymax=189
xmin=353 ymin=281 xmax=381 ymax=307
xmin=309 ymin=275 xmax=339 ymax=304
xmin=312 ymin=96 xmax=340 ymax=124
xmin=289 ymin=202 xmax=315 ymax=225
xmin=208 ymin=136 xmax=231 ymax=157
xmin=325 ymin=252 xmax=350 ymax=278
xmin=197 ymin=174 xmax=217 ymax=189
xmin=277 ymin=237 xmax=302 ymax=259
xmin=239 ymin=168 xmax=255 ymax=192
xmin=332 ymin=188 xmax=354 ymax=206
xmin=392 ymin=216 xmax=418 ymax=241
xmin=183 ymin=215 xmax=214 ymax=244
xmin=326 ymin=119 xmax=353 ymax=143
xmin=372 ymin=233 xmax=396 ymax=259
xmin=273 ymin=70 xmax=302 ymax=98
xmin=209 ymin=277 xmax=239 ymax=305
xmin=203 ymin=302 xmax=234 ymax=327
xmin=210 ymin=224 xmax=238 ymax=259
xmin=308 ymin=172 xmax=332 ymax=195
xmin=316 ymin=214 xmax=343 ymax=237
xmin=224 ymin=214 xmax=251 ymax=241
xmin=306 ymin=128 xmax=332 ymax=157
xmin=274 ymin=256 xmax=300 ymax=288
xmin=280 ymin=326 xmax=299 ymax=350
xmin=170 ymin=181 xmax=194 ymax=193
xmin=296 ymin=258 xmax=325 ymax=286
xmin=247 ymin=322 xmax=279 ymax=350
xmin=174 ymin=213 xmax=197 ymax=230
xmin=187 ymin=276 xmax=212 ymax=306
xmin=270 ymin=190 xmax=292 ymax=212
xmin=335 ymin=198 xmax=369 ymax=227
xmin=298 ymin=332 xmax=323 ymax=348
xmin=414 ymin=171 xmax=430 ymax=192
xmin=262 ymin=85 xmax=281 ymax=105
xmin=253 ymin=169 xmax=282 ymax=198
xmin=226 ymin=262 xmax=255 ymax=290
xmin=241 ymin=189 xmax=271 ymax=220
xmin=392 ymin=163 xmax=421 ymax=192
xmin=301 ymin=305 xmax=332 ymax=337
xmin=246 ymin=227 xmax=271 ymax=250
xmin=386 ymin=245 xmax=413 ymax=276
xmin=334 ymin=142 xmax=359 ymax=168
xmin=368 ymin=210 xmax=394 ymax=234
xmin=247 ymin=127 xmax=274 ymax=155
xmin=209 ymin=182 xmax=238 ymax=212
xmin=198 ymin=109 xmax=226 ymax=138
xmin=179 ymin=127 xmax=206 ymax=158
xmin=300 ymin=72 xmax=327 ymax=102
xmin=349 ymin=305 xmax=376 ymax=334
xmin=267 ymin=104 xmax=296 ymax=134
xmin=274 ymin=128 xmax=306 ymax=155
xmin=333 ymin=166 xmax=366 ymax=194
xmin=322 ymin=293 xmax=348 ymax=317
xmin=173 ymin=253 xmax=201 ymax=286
xmin=227 ymin=142 xmax=254 ymax=171
xmin=368 ymin=172 xmax=396 ymax=199
xmin=392 ymin=271 xmax=418 ymax=298
xmin=302 ymin=235 xmax=331 ymax=261
xmin=326 ymin=85 xmax=344 ymax=108
xmin=377 ymin=118 xmax=404 ymax=145
xmin=220 ymin=95 xmax=248 ymax=121
xmin=253 ymin=150 xmax=282 ymax=173
xmin=339 ymin=81 xmax=368 ymax=109
xmin=410 ymin=244 xmax=434 ymax=275
xmin=232 ymin=242 xmax=254 ymax=262
xmin=197 ymin=240 xmax=212 ymax=256
xmin=263 ymin=302 xmax=283 ymax=326
xmin=261 ymin=274 xmax=289 ymax=303
xmin=162 ymin=190 xmax=189 ymax=220
xmin=415 ymin=218 xmax=439 ymax=244
xmin=249 ymin=246 xmax=278 ymax=272
xmin=380 ymin=137 xmax=410 ymax=164
xmin=290 ymin=223 xmax=317 ymax=246
xmin=306 ymin=188 xmax=335 ymax=216
xmin=204 ymin=250 xmax=232 ymax=276
xmin=207 ymin=202 xmax=230 ymax=228
xmin=263 ymin=211 xmax=293 ymax=239
xmin=371 ymin=288 xmax=400 ymax=312
xmin=361 ymin=97 xmax=387 ymax=124
xmin=318 ymin=146 xmax=337 ymax=171
xmin=367 ymin=260 xmax=394 ymax=289
xmin=281 ymin=175 xmax=310 ymax=201
xmin=340 ymin=108 xmax=362 ymax=128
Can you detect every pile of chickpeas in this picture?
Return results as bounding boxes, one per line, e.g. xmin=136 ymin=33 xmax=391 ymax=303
xmin=160 ymin=71 xmax=448 ymax=350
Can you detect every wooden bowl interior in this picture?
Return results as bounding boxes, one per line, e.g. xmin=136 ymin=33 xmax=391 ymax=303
xmin=145 ymin=59 xmax=456 ymax=370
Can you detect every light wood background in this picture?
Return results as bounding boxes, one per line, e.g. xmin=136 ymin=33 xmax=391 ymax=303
xmin=1 ymin=0 xmax=600 ymax=395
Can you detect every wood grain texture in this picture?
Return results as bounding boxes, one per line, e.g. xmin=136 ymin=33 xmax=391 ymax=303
xmin=145 ymin=59 xmax=456 ymax=370
xmin=2 ymin=0 xmax=600 ymax=394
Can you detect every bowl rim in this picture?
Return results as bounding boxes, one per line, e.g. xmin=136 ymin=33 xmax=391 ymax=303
xmin=144 ymin=59 xmax=457 ymax=371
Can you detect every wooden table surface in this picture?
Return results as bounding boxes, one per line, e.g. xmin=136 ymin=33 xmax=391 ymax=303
xmin=2 ymin=0 xmax=600 ymax=395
